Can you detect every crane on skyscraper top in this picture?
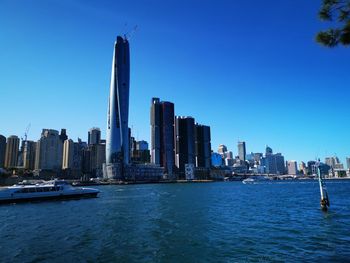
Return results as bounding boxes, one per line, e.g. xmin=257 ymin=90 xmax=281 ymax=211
xmin=20 ymin=123 xmax=31 ymax=144
xmin=124 ymin=25 xmax=138 ymax=40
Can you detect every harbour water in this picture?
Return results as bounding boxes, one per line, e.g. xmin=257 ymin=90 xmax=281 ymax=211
xmin=0 ymin=180 xmax=349 ymax=262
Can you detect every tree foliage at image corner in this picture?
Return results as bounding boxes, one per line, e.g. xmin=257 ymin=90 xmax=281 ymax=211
xmin=317 ymin=0 xmax=350 ymax=47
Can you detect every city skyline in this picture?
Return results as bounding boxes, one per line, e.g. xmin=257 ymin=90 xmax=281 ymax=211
xmin=1 ymin=0 xmax=350 ymax=164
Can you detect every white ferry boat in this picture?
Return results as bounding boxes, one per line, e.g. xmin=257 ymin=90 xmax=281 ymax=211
xmin=0 ymin=180 xmax=99 ymax=204
xmin=242 ymin=176 xmax=271 ymax=184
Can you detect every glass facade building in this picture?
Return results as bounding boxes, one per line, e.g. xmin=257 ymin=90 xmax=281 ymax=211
xmin=106 ymin=36 xmax=130 ymax=169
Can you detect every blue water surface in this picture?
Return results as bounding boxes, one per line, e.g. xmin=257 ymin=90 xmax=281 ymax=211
xmin=0 ymin=180 xmax=349 ymax=262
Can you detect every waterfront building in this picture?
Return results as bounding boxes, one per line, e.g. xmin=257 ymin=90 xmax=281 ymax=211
xmin=81 ymin=142 xmax=106 ymax=178
xmin=275 ymin=153 xmax=285 ymax=174
xmin=334 ymin=163 xmax=344 ymax=170
xmin=150 ymin=98 xmax=175 ymax=178
xmin=246 ymin=152 xmax=254 ymax=161
xmin=88 ymin=127 xmax=101 ymax=145
xmin=325 ymin=156 xmax=343 ymax=171
xmin=90 ymin=143 xmax=106 ymax=177
xmin=299 ymin=161 xmax=307 ymax=175
xmin=62 ymin=139 xmax=82 ymax=170
xmin=35 ymin=129 xmax=63 ymax=170
xmin=175 ymin=116 xmax=195 ymax=179
xmin=131 ymin=139 xmax=150 ymax=164
xmin=347 ymin=157 xmax=350 ymax=170
xmin=225 ymin=151 xmax=233 ymax=160
xmin=225 ymin=158 xmax=234 ymax=166
xmin=4 ymin=135 xmax=20 ymax=169
xmin=246 ymin=152 xmax=255 ymax=167
xmin=261 ymin=152 xmax=285 ymax=175
xmin=123 ymin=164 xmax=164 ymax=182
xmin=105 ymin=36 xmax=130 ymax=179
xmin=254 ymin=153 xmax=263 ymax=164
xmin=23 ymin=140 xmax=36 ymax=170
xmin=218 ymin=144 xmax=227 ymax=155
xmin=137 ymin=140 xmax=148 ymax=151
xmin=307 ymin=161 xmax=316 ymax=175
xmin=238 ymin=141 xmax=246 ymax=161
xmin=0 ymin=135 xmax=6 ymax=168
xmin=325 ymin=156 xmax=340 ymax=168
xmin=194 ymin=124 xmax=211 ymax=168
xmin=287 ymin=160 xmax=298 ymax=175
xmin=82 ymin=147 xmax=91 ymax=175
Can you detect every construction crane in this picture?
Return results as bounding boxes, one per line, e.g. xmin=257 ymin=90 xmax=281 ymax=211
xmin=124 ymin=25 xmax=138 ymax=40
xmin=21 ymin=123 xmax=31 ymax=142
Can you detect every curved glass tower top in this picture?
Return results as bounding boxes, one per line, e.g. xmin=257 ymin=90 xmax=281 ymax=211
xmin=106 ymin=36 xmax=130 ymax=165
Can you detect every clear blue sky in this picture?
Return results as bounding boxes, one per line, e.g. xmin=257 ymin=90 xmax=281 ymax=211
xmin=0 ymin=0 xmax=349 ymax=164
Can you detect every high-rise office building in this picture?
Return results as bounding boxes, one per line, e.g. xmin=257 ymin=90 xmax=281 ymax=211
xmin=325 ymin=156 xmax=343 ymax=170
xmin=175 ymin=116 xmax=195 ymax=178
xmin=287 ymin=160 xmax=298 ymax=175
xmin=62 ymin=139 xmax=82 ymax=170
xmin=23 ymin=140 xmax=36 ymax=170
xmin=4 ymin=135 xmax=20 ymax=169
xmin=299 ymin=161 xmax=307 ymax=175
xmin=105 ymin=36 xmax=130 ymax=178
xmin=90 ymin=143 xmax=106 ymax=177
xmin=254 ymin=153 xmax=263 ymax=164
xmin=265 ymin=145 xmax=273 ymax=155
xmin=238 ymin=141 xmax=246 ymax=161
xmin=218 ymin=144 xmax=227 ymax=155
xmin=150 ymin=98 xmax=161 ymax=164
xmin=35 ymin=129 xmax=63 ymax=170
xmin=131 ymin=139 xmax=150 ymax=164
xmin=150 ymin=98 xmax=175 ymax=177
xmin=194 ymin=124 xmax=211 ymax=168
xmin=307 ymin=160 xmax=317 ymax=175
xmin=136 ymin=140 xmax=149 ymax=151
xmin=346 ymin=157 xmax=350 ymax=170
xmin=88 ymin=127 xmax=101 ymax=145
xmin=59 ymin=129 xmax=68 ymax=143
xmin=0 ymin=135 xmax=6 ymax=168
xmin=261 ymin=152 xmax=285 ymax=175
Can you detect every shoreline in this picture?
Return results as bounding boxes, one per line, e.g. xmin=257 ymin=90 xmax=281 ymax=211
xmin=1 ymin=176 xmax=350 ymax=187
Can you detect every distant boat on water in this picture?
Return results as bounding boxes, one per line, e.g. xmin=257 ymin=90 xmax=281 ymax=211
xmin=242 ymin=176 xmax=270 ymax=184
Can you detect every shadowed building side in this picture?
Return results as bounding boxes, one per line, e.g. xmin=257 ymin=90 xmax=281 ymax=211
xmin=195 ymin=124 xmax=211 ymax=169
xmin=175 ymin=116 xmax=195 ymax=179
xmin=150 ymin=98 xmax=175 ymax=179
xmin=0 ymin=135 xmax=6 ymax=168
